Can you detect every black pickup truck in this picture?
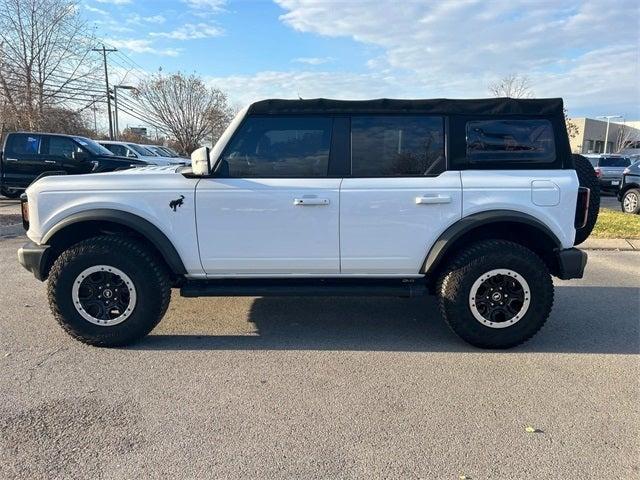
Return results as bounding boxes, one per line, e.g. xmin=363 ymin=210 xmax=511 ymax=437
xmin=0 ymin=132 xmax=147 ymax=198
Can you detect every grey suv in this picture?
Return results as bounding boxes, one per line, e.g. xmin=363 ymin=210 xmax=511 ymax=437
xmin=585 ymin=154 xmax=632 ymax=193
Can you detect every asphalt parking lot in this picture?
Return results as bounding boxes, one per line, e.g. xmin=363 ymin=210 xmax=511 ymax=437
xmin=0 ymin=232 xmax=638 ymax=479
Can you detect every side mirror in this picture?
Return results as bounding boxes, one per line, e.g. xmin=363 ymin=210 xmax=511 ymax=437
xmin=191 ymin=147 xmax=211 ymax=176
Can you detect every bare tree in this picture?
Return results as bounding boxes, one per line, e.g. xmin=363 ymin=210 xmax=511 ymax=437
xmin=488 ymin=73 xmax=534 ymax=98
xmin=614 ymin=123 xmax=640 ymax=153
xmin=134 ymin=72 xmax=234 ymax=154
xmin=565 ymin=109 xmax=580 ymax=139
xmin=0 ymin=0 xmax=101 ymax=131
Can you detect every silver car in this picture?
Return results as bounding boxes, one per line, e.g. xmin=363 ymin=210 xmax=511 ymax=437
xmin=584 ymin=154 xmax=632 ymax=193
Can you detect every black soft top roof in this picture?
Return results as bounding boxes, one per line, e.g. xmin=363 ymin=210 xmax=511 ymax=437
xmin=247 ymin=97 xmax=565 ymax=117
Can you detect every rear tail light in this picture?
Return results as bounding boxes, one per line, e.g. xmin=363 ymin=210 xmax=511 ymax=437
xmin=594 ymin=167 xmax=601 ymax=178
xmin=575 ymin=187 xmax=590 ymax=229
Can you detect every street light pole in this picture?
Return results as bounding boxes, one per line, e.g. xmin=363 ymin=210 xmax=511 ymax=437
xmin=597 ymin=115 xmax=622 ymax=154
xmin=112 ymin=85 xmax=136 ymax=141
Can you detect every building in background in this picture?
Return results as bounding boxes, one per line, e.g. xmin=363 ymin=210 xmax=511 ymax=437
xmin=569 ymin=118 xmax=640 ymax=154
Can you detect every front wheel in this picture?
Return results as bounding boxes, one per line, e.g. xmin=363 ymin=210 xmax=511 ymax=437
xmin=47 ymin=235 xmax=171 ymax=347
xmin=437 ymin=240 xmax=554 ymax=349
xmin=621 ymin=188 xmax=640 ymax=214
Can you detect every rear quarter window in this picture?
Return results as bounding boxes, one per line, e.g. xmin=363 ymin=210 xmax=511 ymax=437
xmin=466 ymin=119 xmax=555 ymax=164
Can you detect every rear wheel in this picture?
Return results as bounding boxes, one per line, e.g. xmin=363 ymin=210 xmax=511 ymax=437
xmin=47 ymin=235 xmax=171 ymax=347
xmin=621 ymin=188 xmax=640 ymax=214
xmin=573 ymin=154 xmax=600 ymax=245
xmin=437 ymin=240 xmax=554 ymax=349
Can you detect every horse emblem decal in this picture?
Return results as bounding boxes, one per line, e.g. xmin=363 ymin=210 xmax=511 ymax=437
xmin=169 ymin=195 xmax=185 ymax=212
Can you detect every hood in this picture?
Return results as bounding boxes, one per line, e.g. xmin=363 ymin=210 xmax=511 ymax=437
xmin=26 ymin=165 xmax=184 ymax=196
xmin=96 ymin=154 xmax=146 ymax=164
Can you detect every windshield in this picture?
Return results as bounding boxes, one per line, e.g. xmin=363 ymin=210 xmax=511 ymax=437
xmin=73 ymin=137 xmax=113 ymax=156
xmin=163 ymin=146 xmax=180 ymax=156
xmin=599 ymin=157 xmax=630 ymax=167
xmin=128 ymin=144 xmax=157 ymax=156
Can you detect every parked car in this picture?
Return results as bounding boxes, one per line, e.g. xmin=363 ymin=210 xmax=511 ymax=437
xmin=18 ymin=97 xmax=596 ymax=349
xmin=583 ymin=154 xmax=632 ymax=193
xmin=142 ymin=144 xmax=189 ymax=162
xmin=618 ymin=159 xmax=640 ymax=214
xmin=0 ymin=132 xmax=146 ymax=198
xmin=99 ymin=141 xmax=184 ymax=166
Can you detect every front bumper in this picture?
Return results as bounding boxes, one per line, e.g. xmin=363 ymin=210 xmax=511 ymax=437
xmin=17 ymin=241 xmax=50 ymax=281
xmin=556 ymin=247 xmax=587 ymax=280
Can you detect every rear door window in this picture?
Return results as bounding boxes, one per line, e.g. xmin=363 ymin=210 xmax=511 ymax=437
xmin=351 ymin=116 xmax=445 ymax=176
xmin=466 ymin=119 xmax=555 ymax=163
xmin=6 ymin=134 xmax=42 ymax=155
xmin=219 ymin=116 xmax=332 ymax=178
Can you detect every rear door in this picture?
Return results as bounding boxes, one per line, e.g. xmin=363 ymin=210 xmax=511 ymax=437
xmin=1 ymin=133 xmax=48 ymax=188
xmin=196 ymin=115 xmax=342 ymax=275
xmin=340 ymin=115 xmax=462 ymax=275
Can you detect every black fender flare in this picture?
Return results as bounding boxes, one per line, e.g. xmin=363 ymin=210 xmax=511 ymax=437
xmin=42 ymin=209 xmax=187 ymax=274
xmin=421 ymin=210 xmax=562 ymax=273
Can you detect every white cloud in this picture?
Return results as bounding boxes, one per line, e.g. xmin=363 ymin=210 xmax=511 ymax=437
xmin=293 ymin=57 xmax=333 ymax=65
xmin=85 ymin=4 xmax=108 ymax=15
xmin=106 ymin=38 xmax=182 ymax=57
xmin=182 ymin=0 xmax=226 ymax=10
xmin=95 ymin=0 xmax=131 ymax=4
xmin=273 ymin=0 xmax=640 ymax=117
xmin=150 ymin=23 xmax=223 ymax=40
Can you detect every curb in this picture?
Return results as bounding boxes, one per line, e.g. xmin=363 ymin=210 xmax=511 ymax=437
xmin=0 ymin=223 xmax=24 ymax=237
xmin=581 ymin=238 xmax=638 ymax=251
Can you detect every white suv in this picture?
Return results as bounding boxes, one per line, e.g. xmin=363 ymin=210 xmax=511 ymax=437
xmin=17 ymin=98 xmax=596 ymax=349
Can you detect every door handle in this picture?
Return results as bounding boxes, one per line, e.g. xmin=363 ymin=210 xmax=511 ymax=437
xmin=44 ymin=160 xmax=56 ymax=164
xmin=415 ymin=194 xmax=451 ymax=205
xmin=4 ymin=157 xmax=18 ymax=162
xmin=294 ymin=198 xmax=330 ymax=206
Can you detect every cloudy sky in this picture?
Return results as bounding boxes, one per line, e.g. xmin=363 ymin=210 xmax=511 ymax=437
xmin=86 ymin=0 xmax=639 ymax=122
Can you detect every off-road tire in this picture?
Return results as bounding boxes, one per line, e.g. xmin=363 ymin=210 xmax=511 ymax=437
xmin=621 ymin=188 xmax=640 ymax=214
xmin=573 ymin=153 xmax=600 ymax=245
xmin=1 ymin=187 xmax=22 ymax=199
xmin=47 ymin=235 xmax=171 ymax=347
xmin=437 ymin=240 xmax=554 ymax=349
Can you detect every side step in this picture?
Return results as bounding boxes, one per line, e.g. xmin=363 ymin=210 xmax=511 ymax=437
xmin=180 ymin=278 xmax=427 ymax=298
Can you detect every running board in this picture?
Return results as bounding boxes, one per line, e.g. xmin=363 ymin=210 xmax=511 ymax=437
xmin=180 ymin=278 xmax=427 ymax=298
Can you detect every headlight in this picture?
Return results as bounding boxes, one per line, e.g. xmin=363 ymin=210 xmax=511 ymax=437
xmin=623 ymin=167 xmax=630 ymax=175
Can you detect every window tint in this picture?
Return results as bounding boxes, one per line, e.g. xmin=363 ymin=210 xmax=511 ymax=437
xmin=104 ymin=144 xmax=127 ymax=156
xmin=49 ymin=136 xmax=81 ymax=159
xmin=220 ymin=116 xmax=332 ymax=177
xmin=466 ymin=119 xmax=555 ymax=163
xmin=599 ymin=157 xmax=630 ymax=167
xmin=351 ymin=116 xmax=445 ymax=176
xmin=6 ymin=134 xmax=42 ymax=155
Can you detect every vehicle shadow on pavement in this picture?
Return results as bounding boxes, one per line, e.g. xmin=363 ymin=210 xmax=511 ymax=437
xmin=136 ymin=286 xmax=639 ymax=354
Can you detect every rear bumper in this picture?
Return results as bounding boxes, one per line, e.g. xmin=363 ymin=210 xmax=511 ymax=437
xmin=17 ymin=241 xmax=50 ymax=281
xmin=556 ymin=247 xmax=587 ymax=280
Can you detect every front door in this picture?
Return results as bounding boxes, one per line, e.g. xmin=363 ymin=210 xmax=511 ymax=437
xmin=196 ymin=115 xmax=341 ymax=276
xmin=339 ymin=115 xmax=462 ymax=275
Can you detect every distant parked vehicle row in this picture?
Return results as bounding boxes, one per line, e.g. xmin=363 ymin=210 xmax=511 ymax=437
xmin=0 ymin=132 xmax=188 ymax=198
xmin=99 ymin=141 xmax=187 ymax=167
xmin=618 ymin=159 xmax=640 ymax=214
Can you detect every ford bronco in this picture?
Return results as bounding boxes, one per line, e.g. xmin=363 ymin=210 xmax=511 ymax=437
xmin=17 ymin=98 xmax=598 ymax=348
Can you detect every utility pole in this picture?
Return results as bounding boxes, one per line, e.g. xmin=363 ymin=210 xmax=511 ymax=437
xmin=92 ymin=45 xmax=117 ymax=139
xmin=112 ymin=85 xmax=136 ymax=141
xmin=91 ymin=96 xmax=98 ymax=132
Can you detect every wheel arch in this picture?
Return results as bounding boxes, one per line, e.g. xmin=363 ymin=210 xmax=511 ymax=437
xmin=41 ymin=209 xmax=187 ymax=278
xmin=422 ymin=210 xmax=562 ymax=280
